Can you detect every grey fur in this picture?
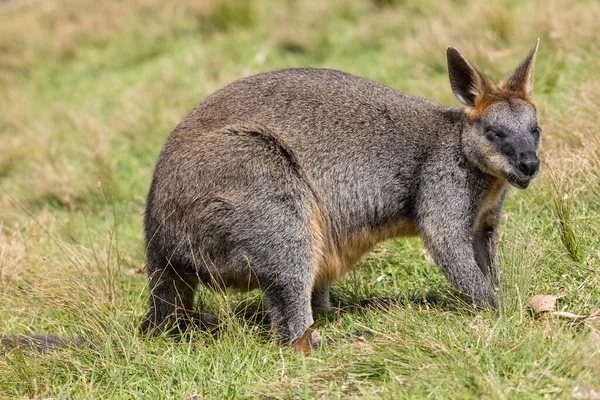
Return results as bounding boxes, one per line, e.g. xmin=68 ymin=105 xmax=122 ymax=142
xmin=141 ymin=44 xmax=541 ymax=345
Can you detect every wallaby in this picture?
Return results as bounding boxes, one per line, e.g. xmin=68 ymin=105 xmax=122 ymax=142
xmin=141 ymin=41 xmax=542 ymax=346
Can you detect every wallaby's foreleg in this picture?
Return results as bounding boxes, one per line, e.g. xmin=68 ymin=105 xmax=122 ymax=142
xmin=311 ymin=283 xmax=333 ymax=316
xmin=418 ymin=189 xmax=497 ymax=308
xmin=422 ymin=230 xmax=497 ymax=308
xmin=140 ymin=256 xmax=199 ymax=335
xmin=473 ymin=228 xmax=501 ymax=288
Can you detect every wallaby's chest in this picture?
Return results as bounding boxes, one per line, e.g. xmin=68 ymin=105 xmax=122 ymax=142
xmin=474 ymin=179 xmax=508 ymax=231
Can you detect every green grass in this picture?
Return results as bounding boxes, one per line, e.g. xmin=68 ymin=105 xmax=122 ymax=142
xmin=1 ymin=0 xmax=599 ymax=398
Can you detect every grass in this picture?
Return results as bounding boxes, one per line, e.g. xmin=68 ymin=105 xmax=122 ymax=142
xmin=1 ymin=0 xmax=599 ymax=398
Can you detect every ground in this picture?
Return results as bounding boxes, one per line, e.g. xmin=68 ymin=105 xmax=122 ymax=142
xmin=0 ymin=0 xmax=599 ymax=398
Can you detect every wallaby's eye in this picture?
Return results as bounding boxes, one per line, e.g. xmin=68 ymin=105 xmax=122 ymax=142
xmin=486 ymin=130 xmax=506 ymax=141
xmin=532 ymin=126 xmax=541 ymax=137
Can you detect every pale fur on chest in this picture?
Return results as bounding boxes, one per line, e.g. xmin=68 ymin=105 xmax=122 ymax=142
xmin=474 ymin=178 xmax=508 ymax=231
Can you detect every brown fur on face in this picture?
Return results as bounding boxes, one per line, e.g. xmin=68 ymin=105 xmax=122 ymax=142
xmin=468 ymin=87 xmax=534 ymax=120
xmin=466 ymin=40 xmax=539 ymax=119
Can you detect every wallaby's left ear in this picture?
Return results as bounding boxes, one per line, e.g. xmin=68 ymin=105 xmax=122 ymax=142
xmin=500 ymin=39 xmax=540 ymax=98
xmin=447 ymin=47 xmax=492 ymax=107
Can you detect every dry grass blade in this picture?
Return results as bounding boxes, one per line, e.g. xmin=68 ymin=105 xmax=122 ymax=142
xmin=549 ymin=311 xmax=588 ymax=321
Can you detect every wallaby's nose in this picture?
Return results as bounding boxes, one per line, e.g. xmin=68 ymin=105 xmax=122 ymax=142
xmin=518 ymin=155 xmax=540 ymax=177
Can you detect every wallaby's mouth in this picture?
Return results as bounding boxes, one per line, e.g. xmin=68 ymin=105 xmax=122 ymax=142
xmin=507 ymin=174 xmax=532 ymax=189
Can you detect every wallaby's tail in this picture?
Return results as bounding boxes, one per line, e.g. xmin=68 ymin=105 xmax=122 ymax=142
xmin=1 ymin=334 xmax=84 ymax=353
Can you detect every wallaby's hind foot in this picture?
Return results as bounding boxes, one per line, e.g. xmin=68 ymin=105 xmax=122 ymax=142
xmin=265 ymin=283 xmax=321 ymax=347
xmin=140 ymin=257 xmax=199 ymax=336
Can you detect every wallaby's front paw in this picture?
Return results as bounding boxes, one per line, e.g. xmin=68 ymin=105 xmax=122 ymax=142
xmin=472 ymin=292 xmax=498 ymax=311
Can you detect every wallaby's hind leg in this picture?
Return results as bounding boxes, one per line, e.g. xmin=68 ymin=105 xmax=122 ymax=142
xmin=248 ymin=221 xmax=320 ymax=345
xmin=140 ymin=253 xmax=199 ymax=335
xmin=264 ymin=276 xmax=317 ymax=346
xmin=311 ymin=283 xmax=333 ymax=316
xmin=251 ymin=211 xmax=323 ymax=345
xmin=144 ymin=127 xmax=325 ymax=344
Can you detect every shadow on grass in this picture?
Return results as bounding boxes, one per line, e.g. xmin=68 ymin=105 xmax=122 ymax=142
xmin=181 ymin=288 xmax=482 ymax=342
xmin=1 ymin=290 xmax=488 ymax=354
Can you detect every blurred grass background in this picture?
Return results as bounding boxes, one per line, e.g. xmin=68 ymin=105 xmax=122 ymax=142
xmin=0 ymin=0 xmax=599 ymax=398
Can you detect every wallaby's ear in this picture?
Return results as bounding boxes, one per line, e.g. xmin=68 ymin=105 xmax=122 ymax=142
xmin=447 ymin=48 xmax=492 ymax=107
xmin=500 ymin=39 xmax=540 ymax=98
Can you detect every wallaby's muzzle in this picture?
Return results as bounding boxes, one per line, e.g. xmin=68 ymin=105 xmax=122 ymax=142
xmin=504 ymin=146 xmax=540 ymax=189
xmin=496 ymin=122 xmax=541 ymax=189
xmin=506 ymin=152 xmax=540 ymax=189
xmin=518 ymin=152 xmax=540 ymax=178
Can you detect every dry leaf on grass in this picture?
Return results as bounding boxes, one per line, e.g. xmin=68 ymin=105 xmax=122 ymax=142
xmin=528 ymin=294 xmax=600 ymax=323
xmin=294 ymin=320 xmax=322 ymax=356
xmin=528 ymin=293 xmax=566 ymax=313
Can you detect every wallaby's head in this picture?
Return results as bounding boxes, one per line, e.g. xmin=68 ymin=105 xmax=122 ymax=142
xmin=448 ymin=40 xmax=541 ymax=189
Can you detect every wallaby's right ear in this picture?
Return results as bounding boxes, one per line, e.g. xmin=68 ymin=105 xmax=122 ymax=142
xmin=447 ymin=48 xmax=490 ymax=107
